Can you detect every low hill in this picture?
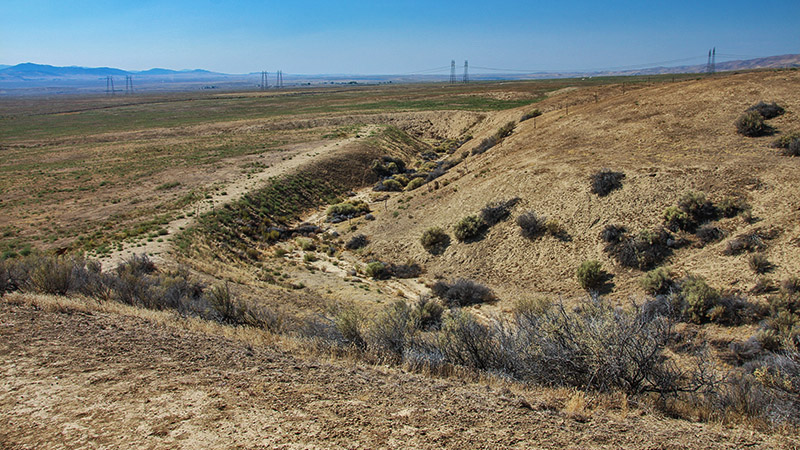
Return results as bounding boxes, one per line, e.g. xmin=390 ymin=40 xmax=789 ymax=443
xmin=360 ymin=70 xmax=800 ymax=302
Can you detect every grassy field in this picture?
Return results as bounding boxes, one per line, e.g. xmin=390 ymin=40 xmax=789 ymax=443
xmin=1 ymin=75 xmax=687 ymax=258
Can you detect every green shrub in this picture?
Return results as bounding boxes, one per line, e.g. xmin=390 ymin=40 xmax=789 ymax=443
xmin=420 ymin=227 xmax=450 ymax=254
xmin=326 ymin=200 xmax=370 ymax=221
xmin=735 ymin=111 xmax=770 ymax=137
xmin=296 ymin=237 xmax=316 ymax=251
xmin=662 ymin=206 xmax=689 ymax=231
xmin=576 ymin=260 xmax=608 ymax=292
xmin=453 ymin=215 xmax=485 ymax=242
xmin=365 ymin=261 xmax=390 ymax=279
xmin=303 ymin=253 xmax=317 ymax=263
xmin=681 ymin=277 xmax=720 ymax=324
xmin=405 ymin=177 xmax=426 ymax=191
xmin=393 ymin=175 xmax=410 ymax=187
xmin=604 ymin=228 xmax=672 ymax=270
xmin=381 ymin=178 xmax=403 ymax=191
xmin=640 ymin=267 xmax=674 ymax=296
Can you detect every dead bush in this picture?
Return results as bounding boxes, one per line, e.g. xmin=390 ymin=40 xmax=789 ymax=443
xmin=345 ymin=233 xmax=368 ymax=250
xmin=590 ymin=169 xmax=625 ymax=196
xmin=746 ymin=101 xmax=785 ymax=119
xmin=432 ymin=278 xmax=495 ymax=307
xmin=480 ymin=198 xmax=520 ymax=226
xmin=604 ymin=228 xmax=673 ymax=270
xmin=735 ymin=111 xmax=771 ymax=137
xmin=516 ymin=211 xmax=546 ymax=240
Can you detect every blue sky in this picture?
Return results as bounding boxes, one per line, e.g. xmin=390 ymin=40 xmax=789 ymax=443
xmin=1 ymin=0 xmax=798 ymax=74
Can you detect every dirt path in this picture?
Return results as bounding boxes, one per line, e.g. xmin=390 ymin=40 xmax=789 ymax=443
xmin=1 ymin=299 xmax=794 ymax=450
xmin=103 ymin=125 xmax=380 ymax=268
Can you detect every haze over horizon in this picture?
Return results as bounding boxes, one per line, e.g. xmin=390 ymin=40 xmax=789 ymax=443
xmin=2 ymin=0 xmax=798 ymax=75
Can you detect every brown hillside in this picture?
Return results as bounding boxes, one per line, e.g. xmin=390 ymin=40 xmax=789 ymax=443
xmin=361 ymin=71 xmax=800 ymax=302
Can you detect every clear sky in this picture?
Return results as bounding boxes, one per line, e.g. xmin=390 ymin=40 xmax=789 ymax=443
xmin=1 ymin=0 xmax=798 ymax=74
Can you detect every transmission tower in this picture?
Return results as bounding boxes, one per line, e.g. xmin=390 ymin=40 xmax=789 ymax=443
xmin=106 ymin=76 xmax=115 ymax=95
xmin=125 ymin=75 xmax=134 ymax=94
xmin=449 ymin=60 xmax=456 ymax=84
xmin=463 ymin=60 xmax=469 ymax=83
xmin=711 ymin=47 xmax=716 ymax=74
xmin=707 ymin=49 xmax=712 ymax=74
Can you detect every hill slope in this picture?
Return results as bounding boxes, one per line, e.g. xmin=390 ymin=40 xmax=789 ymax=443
xmin=360 ymin=70 xmax=800 ymax=302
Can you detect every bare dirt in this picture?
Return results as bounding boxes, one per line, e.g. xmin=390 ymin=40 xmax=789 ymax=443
xmin=2 ymin=297 xmax=796 ymax=449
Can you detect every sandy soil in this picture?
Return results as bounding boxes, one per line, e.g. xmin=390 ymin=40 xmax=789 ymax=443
xmin=2 ymin=298 xmax=795 ymax=450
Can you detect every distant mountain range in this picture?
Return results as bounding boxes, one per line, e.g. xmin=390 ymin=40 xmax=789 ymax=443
xmin=0 ymin=63 xmax=224 ymax=79
xmin=1 ymin=54 xmax=798 ymax=95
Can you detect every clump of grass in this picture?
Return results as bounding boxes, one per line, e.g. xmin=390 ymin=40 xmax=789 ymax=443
xmin=772 ymin=131 xmax=800 ymax=156
xmin=296 ymin=237 xmax=316 ymax=251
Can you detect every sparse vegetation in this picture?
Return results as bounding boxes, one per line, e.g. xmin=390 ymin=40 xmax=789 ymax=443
xmin=749 ymin=253 xmax=772 ymax=274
